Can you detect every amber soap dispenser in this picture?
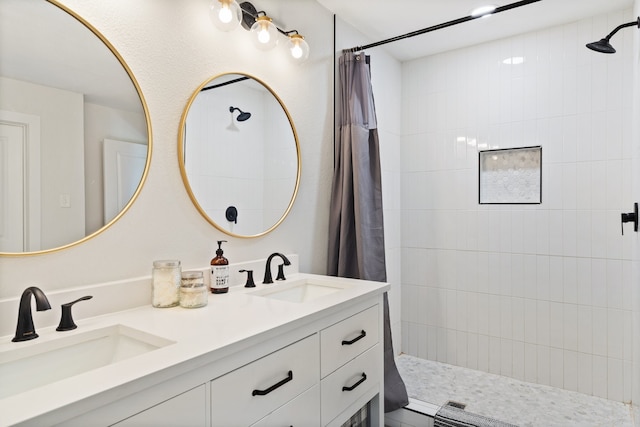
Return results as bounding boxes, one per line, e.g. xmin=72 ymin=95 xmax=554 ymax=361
xmin=210 ymin=240 xmax=229 ymax=294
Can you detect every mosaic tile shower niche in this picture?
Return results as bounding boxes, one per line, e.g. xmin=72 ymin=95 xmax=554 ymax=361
xmin=479 ymin=146 xmax=541 ymax=204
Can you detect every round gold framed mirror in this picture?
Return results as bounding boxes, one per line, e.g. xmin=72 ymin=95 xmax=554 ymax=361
xmin=179 ymin=73 xmax=300 ymax=238
xmin=0 ymin=0 xmax=151 ymax=255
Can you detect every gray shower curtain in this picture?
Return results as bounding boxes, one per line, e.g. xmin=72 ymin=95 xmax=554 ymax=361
xmin=327 ymin=51 xmax=408 ymax=413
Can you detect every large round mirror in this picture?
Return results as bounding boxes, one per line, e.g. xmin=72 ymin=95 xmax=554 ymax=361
xmin=179 ymin=73 xmax=300 ymax=238
xmin=0 ymin=0 xmax=151 ymax=255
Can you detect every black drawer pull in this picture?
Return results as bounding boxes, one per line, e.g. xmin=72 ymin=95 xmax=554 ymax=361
xmin=342 ymin=373 xmax=367 ymax=392
xmin=252 ymin=371 xmax=293 ymax=396
xmin=341 ymin=330 xmax=366 ymax=345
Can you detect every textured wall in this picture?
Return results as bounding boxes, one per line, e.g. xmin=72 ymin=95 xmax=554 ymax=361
xmin=0 ymin=0 xmax=335 ymax=297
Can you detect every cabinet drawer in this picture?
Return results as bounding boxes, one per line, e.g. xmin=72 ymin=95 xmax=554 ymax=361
xmin=112 ymin=385 xmax=206 ymax=427
xmin=251 ymin=384 xmax=320 ymax=427
xmin=211 ymin=334 xmax=319 ymax=427
xmin=320 ymin=343 xmax=381 ymax=425
xmin=320 ymin=305 xmax=378 ymax=378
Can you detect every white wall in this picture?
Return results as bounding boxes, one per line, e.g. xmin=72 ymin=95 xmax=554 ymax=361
xmin=400 ymin=9 xmax=636 ymax=403
xmin=84 ymin=102 xmax=148 ymax=235
xmin=0 ymin=0 xmax=335 ymax=299
xmin=0 ymin=76 xmax=86 ymax=250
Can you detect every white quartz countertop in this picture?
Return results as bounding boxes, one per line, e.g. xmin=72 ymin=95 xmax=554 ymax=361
xmin=0 ymin=273 xmax=388 ymax=426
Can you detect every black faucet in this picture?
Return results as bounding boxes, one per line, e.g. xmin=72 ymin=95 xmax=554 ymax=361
xmin=263 ymin=253 xmax=291 ymax=284
xmin=57 ymin=296 xmax=93 ymax=331
xmin=12 ymin=286 xmax=51 ymax=342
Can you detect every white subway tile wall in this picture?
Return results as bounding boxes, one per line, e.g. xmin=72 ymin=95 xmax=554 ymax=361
xmin=399 ymin=9 xmax=635 ymax=403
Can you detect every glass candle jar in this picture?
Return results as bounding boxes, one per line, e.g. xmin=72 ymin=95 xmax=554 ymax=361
xmin=180 ymin=271 xmax=208 ymax=308
xmin=152 ymin=260 xmax=181 ymax=308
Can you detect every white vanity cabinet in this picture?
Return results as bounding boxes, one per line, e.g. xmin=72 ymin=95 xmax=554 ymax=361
xmin=244 ymin=302 xmax=383 ymax=427
xmin=40 ymin=291 xmax=385 ymax=427
xmin=319 ymin=304 xmax=382 ymax=426
xmin=112 ymin=385 xmax=207 ymax=427
xmin=251 ymin=385 xmax=320 ymax=427
xmin=210 ymin=334 xmax=319 ymax=426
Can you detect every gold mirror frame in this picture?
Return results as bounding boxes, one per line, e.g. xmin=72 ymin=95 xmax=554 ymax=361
xmin=0 ymin=0 xmax=152 ymax=256
xmin=178 ymin=72 xmax=301 ymax=239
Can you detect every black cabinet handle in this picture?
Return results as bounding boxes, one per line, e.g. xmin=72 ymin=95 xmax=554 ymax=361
xmin=252 ymin=371 xmax=293 ymax=396
xmin=342 ymin=373 xmax=367 ymax=391
xmin=341 ymin=330 xmax=366 ymax=345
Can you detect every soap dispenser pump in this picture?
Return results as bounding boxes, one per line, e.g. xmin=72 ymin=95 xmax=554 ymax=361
xmin=210 ymin=240 xmax=229 ymax=294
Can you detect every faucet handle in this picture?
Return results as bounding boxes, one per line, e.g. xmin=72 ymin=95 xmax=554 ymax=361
xmin=276 ymin=264 xmax=287 ymax=281
xmin=239 ymin=269 xmax=256 ymax=288
xmin=56 ymin=296 xmax=93 ymax=332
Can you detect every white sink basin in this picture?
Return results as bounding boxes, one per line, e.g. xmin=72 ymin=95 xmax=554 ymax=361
xmin=251 ymin=278 xmax=348 ymax=303
xmin=0 ymin=324 xmax=174 ymax=398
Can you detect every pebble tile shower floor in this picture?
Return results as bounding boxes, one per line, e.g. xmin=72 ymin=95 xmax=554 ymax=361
xmin=396 ymin=354 xmax=634 ymax=427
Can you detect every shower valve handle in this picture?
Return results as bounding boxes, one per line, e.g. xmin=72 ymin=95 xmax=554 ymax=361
xmin=621 ymin=202 xmax=638 ymax=235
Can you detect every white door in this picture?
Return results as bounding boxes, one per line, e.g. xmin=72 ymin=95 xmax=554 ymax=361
xmin=103 ymin=138 xmax=146 ymax=223
xmin=0 ymin=111 xmax=40 ymax=252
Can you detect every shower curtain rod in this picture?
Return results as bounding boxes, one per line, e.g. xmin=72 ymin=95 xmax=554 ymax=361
xmin=201 ymin=76 xmax=249 ymax=92
xmin=343 ymin=0 xmax=541 ymax=53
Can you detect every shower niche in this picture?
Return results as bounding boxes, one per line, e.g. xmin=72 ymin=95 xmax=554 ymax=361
xmin=478 ymin=146 xmax=542 ymax=204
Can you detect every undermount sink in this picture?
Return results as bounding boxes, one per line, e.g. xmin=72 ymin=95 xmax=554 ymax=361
xmin=251 ymin=278 xmax=348 ymax=303
xmin=0 ymin=324 xmax=174 ymax=398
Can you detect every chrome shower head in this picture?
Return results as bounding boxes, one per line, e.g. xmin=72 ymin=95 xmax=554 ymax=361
xmin=229 ymin=106 xmax=251 ymax=122
xmin=586 ymin=17 xmax=640 ymax=54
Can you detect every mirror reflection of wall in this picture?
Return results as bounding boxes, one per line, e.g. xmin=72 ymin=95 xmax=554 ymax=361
xmin=182 ymin=74 xmax=299 ymax=237
xmin=0 ymin=0 xmax=150 ymax=254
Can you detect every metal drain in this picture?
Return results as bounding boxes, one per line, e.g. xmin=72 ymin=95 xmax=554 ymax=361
xmin=445 ymin=400 xmax=466 ymax=410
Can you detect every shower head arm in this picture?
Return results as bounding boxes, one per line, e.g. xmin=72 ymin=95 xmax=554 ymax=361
xmin=603 ymin=17 xmax=640 ymax=42
xmin=229 ymin=106 xmax=251 ymax=122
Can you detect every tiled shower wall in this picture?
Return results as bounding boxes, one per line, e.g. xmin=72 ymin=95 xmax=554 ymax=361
xmin=399 ymin=9 xmax=635 ymax=402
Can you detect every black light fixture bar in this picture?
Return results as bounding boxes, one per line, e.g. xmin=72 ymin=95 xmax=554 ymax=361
xmin=239 ymin=2 xmax=300 ymax=37
xmin=343 ymin=0 xmax=542 ymax=53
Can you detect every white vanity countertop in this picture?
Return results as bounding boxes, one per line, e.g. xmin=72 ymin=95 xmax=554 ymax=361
xmin=0 ymin=273 xmax=389 ymax=426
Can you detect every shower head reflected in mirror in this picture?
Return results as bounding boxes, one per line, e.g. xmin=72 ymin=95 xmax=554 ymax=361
xmin=229 ymin=106 xmax=251 ymax=122
xmin=586 ymin=16 xmax=640 ymax=54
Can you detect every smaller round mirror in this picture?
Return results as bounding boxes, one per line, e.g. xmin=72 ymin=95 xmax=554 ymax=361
xmin=179 ymin=73 xmax=300 ymax=238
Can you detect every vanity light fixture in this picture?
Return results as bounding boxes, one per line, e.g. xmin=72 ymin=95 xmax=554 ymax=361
xmin=210 ymin=0 xmax=243 ymax=32
xmin=210 ymin=1 xmax=311 ymax=62
xmin=586 ymin=16 xmax=640 ymax=54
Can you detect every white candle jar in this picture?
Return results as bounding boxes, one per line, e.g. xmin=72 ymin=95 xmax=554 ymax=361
xmin=152 ymin=260 xmax=181 ymax=308
xmin=180 ymin=271 xmax=207 ymax=308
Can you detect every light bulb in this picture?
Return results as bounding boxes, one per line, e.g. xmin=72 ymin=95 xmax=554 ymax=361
xmin=258 ymin=25 xmax=271 ymax=44
xmin=210 ymin=0 xmax=241 ymax=32
xmin=287 ymin=34 xmax=309 ymax=63
xmin=218 ymin=5 xmax=232 ymax=23
xmin=291 ymin=44 xmax=303 ymax=59
xmin=250 ymin=15 xmax=279 ymax=50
